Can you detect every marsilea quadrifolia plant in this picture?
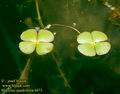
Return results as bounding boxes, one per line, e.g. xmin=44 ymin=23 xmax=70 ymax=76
xmin=77 ymin=31 xmax=111 ymax=56
xmin=17 ymin=0 xmax=112 ymax=91
xmin=19 ymin=25 xmax=111 ymax=57
xmin=19 ymin=29 xmax=54 ymax=55
xmin=18 ymin=0 xmax=112 ymax=57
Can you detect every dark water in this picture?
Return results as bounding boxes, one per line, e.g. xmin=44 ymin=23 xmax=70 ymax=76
xmin=0 ymin=0 xmax=120 ymax=94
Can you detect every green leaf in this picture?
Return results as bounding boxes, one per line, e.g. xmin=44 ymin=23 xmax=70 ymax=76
xmin=78 ymin=44 xmax=96 ymax=56
xmin=77 ymin=32 xmax=93 ymax=44
xmin=20 ymin=29 xmax=37 ymax=42
xmin=77 ymin=31 xmax=111 ymax=56
xmin=95 ymin=42 xmax=111 ymax=55
xmin=38 ymin=29 xmax=54 ymax=42
xmin=19 ymin=29 xmax=54 ymax=55
xmin=19 ymin=41 xmax=35 ymax=54
xmin=91 ymin=31 xmax=108 ymax=42
xmin=36 ymin=42 xmax=54 ymax=55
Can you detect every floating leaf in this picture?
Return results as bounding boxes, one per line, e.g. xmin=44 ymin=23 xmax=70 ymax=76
xmin=19 ymin=41 xmax=35 ymax=54
xmin=77 ymin=32 xmax=93 ymax=44
xmin=95 ymin=42 xmax=111 ymax=55
xmin=36 ymin=43 xmax=54 ymax=55
xmin=77 ymin=31 xmax=111 ymax=56
xmin=38 ymin=29 xmax=54 ymax=42
xmin=20 ymin=29 xmax=37 ymax=42
xmin=19 ymin=29 xmax=54 ymax=55
xmin=91 ymin=31 xmax=108 ymax=42
xmin=78 ymin=44 xmax=96 ymax=56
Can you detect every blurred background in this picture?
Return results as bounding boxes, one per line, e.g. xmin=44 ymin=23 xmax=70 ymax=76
xmin=0 ymin=0 xmax=120 ymax=94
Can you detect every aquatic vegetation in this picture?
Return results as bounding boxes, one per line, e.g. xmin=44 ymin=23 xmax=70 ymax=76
xmin=77 ymin=31 xmax=111 ymax=56
xmin=2 ymin=0 xmax=120 ymax=94
xmin=18 ymin=0 xmax=73 ymax=91
xmin=18 ymin=0 xmax=112 ymax=91
xmin=19 ymin=29 xmax=54 ymax=55
xmin=19 ymin=24 xmax=111 ymax=57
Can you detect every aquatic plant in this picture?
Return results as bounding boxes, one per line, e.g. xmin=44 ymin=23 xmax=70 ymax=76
xmin=17 ymin=0 xmax=113 ymax=93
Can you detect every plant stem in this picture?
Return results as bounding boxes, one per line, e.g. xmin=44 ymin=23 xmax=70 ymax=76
xmin=35 ymin=0 xmax=44 ymax=28
xmin=50 ymin=24 xmax=80 ymax=34
xmin=52 ymin=53 xmax=71 ymax=89
xmin=19 ymin=57 xmax=32 ymax=81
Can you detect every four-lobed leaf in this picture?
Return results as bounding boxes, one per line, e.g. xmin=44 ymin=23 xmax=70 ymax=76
xmin=19 ymin=29 xmax=54 ymax=55
xmin=77 ymin=31 xmax=111 ymax=56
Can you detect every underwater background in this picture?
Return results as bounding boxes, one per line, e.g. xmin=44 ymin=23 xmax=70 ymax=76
xmin=0 ymin=0 xmax=120 ymax=94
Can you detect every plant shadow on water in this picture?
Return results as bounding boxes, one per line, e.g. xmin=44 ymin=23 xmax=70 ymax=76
xmin=0 ymin=0 xmax=120 ymax=94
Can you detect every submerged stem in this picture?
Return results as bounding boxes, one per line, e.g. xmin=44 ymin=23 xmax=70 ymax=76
xmin=19 ymin=57 xmax=32 ymax=81
xmin=52 ymin=53 xmax=71 ymax=89
xmin=49 ymin=24 xmax=80 ymax=34
xmin=35 ymin=0 xmax=44 ymax=28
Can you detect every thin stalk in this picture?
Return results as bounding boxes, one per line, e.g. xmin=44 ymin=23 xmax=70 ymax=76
xmin=19 ymin=57 xmax=32 ymax=81
xmin=35 ymin=0 xmax=44 ymax=28
xmin=50 ymin=24 xmax=80 ymax=34
xmin=52 ymin=53 xmax=71 ymax=89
